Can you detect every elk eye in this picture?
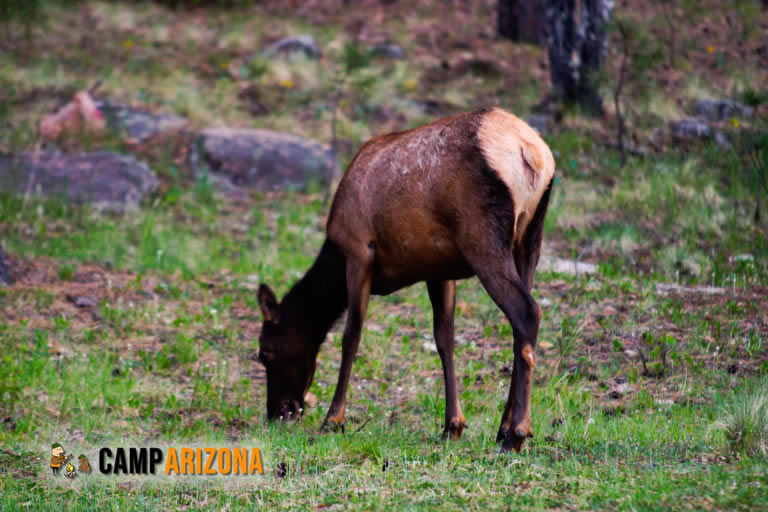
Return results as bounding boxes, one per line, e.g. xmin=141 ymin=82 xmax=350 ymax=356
xmin=259 ymin=350 xmax=274 ymax=363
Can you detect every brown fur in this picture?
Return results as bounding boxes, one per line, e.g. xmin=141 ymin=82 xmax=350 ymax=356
xmin=258 ymin=108 xmax=555 ymax=452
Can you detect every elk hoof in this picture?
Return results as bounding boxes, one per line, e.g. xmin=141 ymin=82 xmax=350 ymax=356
xmin=499 ymin=427 xmax=533 ymax=453
xmin=321 ymin=416 xmax=345 ymax=433
xmin=442 ymin=416 xmax=467 ymax=440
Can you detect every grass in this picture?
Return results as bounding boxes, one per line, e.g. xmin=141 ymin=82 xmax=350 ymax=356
xmin=711 ymin=385 xmax=768 ymax=457
xmin=1 ymin=0 xmax=767 ymax=509
xmin=0 ymin=181 xmax=766 ymax=509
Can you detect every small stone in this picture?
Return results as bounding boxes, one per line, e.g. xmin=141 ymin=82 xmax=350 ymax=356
xmin=693 ymin=98 xmax=753 ymax=122
xmin=527 ymin=114 xmax=552 ymax=135
xmin=303 ymin=391 xmax=319 ymax=408
xmin=369 ymin=43 xmax=405 ymax=59
xmin=539 ymin=257 xmax=597 ymax=275
xmin=669 ymin=118 xmax=731 ymax=148
xmin=67 ymin=295 xmax=96 ymax=308
xmin=262 ymin=35 xmax=322 ymax=59
xmin=607 ymin=390 xmax=623 ymax=400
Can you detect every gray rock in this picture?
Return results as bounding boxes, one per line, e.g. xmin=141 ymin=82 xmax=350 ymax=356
xmin=0 ymin=244 xmax=12 ymax=286
xmin=526 ymin=114 xmax=552 ymax=135
xmin=694 ymin=98 xmax=753 ymax=122
xmin=0 ymin=151 xmax=159 ymax=212
xmin=368 ymin=43 xmax=405 ymax=59
xmin=67 ymin=295 xmax=96 ymax=308
xmin=539 ymin=257 xmax=598 ymax=275
xmin=96 ymin=101 xmax=188 ymax=144
xmin=262 ymin=35 xmax=322 ymax=59
xmin=198 ymin=128 xmax=340 ymax=192
xmin=669 ymin=118 xmax=731 ymax=148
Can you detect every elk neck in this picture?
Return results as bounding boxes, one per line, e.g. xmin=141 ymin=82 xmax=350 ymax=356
xmin=277 ymin=239 xmax=349 ymax=346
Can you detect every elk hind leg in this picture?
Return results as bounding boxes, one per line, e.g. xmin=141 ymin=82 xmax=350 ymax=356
xmin=427 ymin=280 xmax=466 ymax=440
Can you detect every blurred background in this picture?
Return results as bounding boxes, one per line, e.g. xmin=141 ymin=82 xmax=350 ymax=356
xmin=0 ymin=0 xmax=766 ymax=284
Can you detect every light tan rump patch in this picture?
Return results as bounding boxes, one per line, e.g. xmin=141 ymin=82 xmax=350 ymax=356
xmin=477 ymin=108 xmax=555 ymax=243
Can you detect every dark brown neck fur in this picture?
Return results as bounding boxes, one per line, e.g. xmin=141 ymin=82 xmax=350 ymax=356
xmin=277 ymin=239 xmax=348 ymax=345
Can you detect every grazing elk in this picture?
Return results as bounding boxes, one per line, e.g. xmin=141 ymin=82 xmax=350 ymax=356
xmin=257 ymin=107 xmax=554 ymax=452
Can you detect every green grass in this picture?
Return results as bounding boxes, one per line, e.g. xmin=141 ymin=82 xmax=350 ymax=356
xmin=1 ymin=180 xmax=766 ymax=509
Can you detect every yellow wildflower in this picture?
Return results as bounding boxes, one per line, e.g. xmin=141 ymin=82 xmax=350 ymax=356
xmin=706 ymin=45 xmax=714 ymax=54
xmin=731 ymin=118 xmax=740 ymax=128
xmin=279 ymin=79 xmax=294 ymax=89
xmin=403 ymin=79 xmax=416 ymax=91
xmin=122 ymin=39 xmax=134 ymax=50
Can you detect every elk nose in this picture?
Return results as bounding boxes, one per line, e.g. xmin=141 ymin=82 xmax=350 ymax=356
xmin=280 ymin=399 xmax=303 ymax=421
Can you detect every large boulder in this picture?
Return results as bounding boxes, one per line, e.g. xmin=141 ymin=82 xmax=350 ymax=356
xmin=96 ymin=101 xmax=188 ymax=144
xmin=693 ymin=98 xmax=753 ymax=122
xmin=197 ymin=128 xmax=340 ymax=192
xmin=0 ymin=151 xmax=159 ymax=211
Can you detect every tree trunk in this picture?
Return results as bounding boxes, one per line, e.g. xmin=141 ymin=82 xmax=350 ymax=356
xmin=546 ymin=0 xmax=578 ymax=104
xmin=546 ymin=0 xmax=612 ymax=116
xmin=498 ymin=0 xmax=521 ymax=40
xmin=498 ymin=0 xmax=548 ymax=45
xmin=577 ymin=0 xmax=608 ymax=115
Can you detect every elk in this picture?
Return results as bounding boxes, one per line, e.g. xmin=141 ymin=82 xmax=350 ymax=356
xmin=257 ymin=107 xmax=554 ymax=452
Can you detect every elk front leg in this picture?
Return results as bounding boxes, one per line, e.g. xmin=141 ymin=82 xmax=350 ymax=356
xmin=427 ymin=280 xmax=466 ymax=440
xmin=322 ymin=251 xmax=373 ymax=432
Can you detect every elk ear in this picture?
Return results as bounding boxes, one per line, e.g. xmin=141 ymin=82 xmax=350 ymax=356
xmin=258 ymin=284 xmax=279 ymax=323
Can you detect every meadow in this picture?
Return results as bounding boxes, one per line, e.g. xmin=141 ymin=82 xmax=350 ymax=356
xmin=1 ymin=1 xmax=767 ymax=509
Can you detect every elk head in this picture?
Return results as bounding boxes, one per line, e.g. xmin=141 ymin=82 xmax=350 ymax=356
xmin=257 ymin=284 xmax=317 ymax=421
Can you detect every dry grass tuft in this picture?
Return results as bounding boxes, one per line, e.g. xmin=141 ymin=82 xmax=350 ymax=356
xmin=711 ymin=386 xmax=768 ymax=457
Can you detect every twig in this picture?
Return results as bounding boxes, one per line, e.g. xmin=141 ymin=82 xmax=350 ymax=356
xmin=660 ymin=0 xmax=676 ymax=67
xmin=88 ymin=80 xmax=103 ymax=95
xmin=632 ymin=334 xmax=648 ymax=376
xmin=23 ymin=137 xmax=43 ymax=207
xmin=353 ymin=416 xmax=372 ymax=434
